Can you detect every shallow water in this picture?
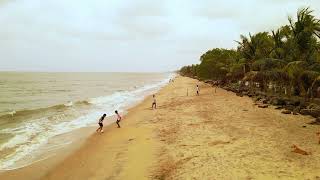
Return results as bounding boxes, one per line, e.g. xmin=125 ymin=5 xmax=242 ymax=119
xmin=0 ymin=72 xmax=173 ymax=169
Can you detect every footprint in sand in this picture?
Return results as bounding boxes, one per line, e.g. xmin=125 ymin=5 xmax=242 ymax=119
xmin=188 ymin=123 xmax=201 ymax=127
xmin=208 ymin=140 xmax=230 ymax=146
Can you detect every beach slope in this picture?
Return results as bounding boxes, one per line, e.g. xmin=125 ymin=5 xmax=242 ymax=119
xmin=2 ymin=76 xmax=320 ymax=179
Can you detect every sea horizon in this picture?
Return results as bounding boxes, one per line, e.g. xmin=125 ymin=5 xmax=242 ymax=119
xmin=0 ymin=70 xmax=176 ymax=73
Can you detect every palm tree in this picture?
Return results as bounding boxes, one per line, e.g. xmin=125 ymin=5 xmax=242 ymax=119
xmin=288 ymin=7 xmax=320 ymax=63
xmin=236 ymin=32 xmax=274 ymax=73
xmin=271 ymin=26 xmax=291 ymax=60
xmin=284 ymin=61 xmax=308 ymax=96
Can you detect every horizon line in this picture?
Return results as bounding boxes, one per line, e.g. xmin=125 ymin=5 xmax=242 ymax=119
xmin=0 ymin=70 xmax=177 ymax=73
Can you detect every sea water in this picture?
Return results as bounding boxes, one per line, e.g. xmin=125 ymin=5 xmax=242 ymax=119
xmin=0 ymin=72 xmax=174 ymax=169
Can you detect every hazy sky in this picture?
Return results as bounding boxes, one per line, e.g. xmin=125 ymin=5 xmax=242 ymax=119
xmin=0 ymin=0 xmax=319 ymax=72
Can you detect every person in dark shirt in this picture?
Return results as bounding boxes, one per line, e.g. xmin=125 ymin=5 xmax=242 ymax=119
xmin=96 ymin=114 xmax=106 ymax=133
xmin=115 ymin=110 xmax=122 ymax=128
xmin=152 ymin=94 xmax=157 ymax=109
xmin=196 ymin=85 xmax=200 ymax=96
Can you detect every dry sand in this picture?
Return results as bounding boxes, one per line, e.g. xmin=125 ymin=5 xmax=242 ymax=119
xmin=1 ymin=76 xmax=320 ymax=179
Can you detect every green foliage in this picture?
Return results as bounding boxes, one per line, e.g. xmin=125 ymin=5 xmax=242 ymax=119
xmin=252 ymin=58 xmax=286 ymax=71
xmin=179 ymin=7 xmax=320 ymax=98
xmin=288 ymin=7 xmax=320 ymax=63
xmin=236 ymin=32 xmax=274 ymax=62
xmin=179 ymin=64 xmax=198 ymax=77
xmin=197 ymin=48 xmax=238 ymax=80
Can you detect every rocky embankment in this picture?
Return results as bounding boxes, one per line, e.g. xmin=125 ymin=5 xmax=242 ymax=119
xmin=204 ymin=80 xmax=320 ymax=125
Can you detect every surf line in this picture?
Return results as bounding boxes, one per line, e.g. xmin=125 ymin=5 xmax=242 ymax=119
xmin=1 ymin=153 xmax=57 ymax=171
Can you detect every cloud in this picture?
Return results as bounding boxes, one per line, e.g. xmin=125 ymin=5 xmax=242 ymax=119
xmin=0 ymin=0 xmax=320 ymax=72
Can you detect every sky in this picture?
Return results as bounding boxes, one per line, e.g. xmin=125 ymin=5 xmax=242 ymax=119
xmin=0 ymin=0 xmax=319 ymax=72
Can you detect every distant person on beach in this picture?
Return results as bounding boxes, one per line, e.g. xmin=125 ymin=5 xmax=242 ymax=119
xmin=96 ymin=114 xmax=106 ymax=133
xmin=115 ymin=110 xmax=122 ymax=128
xmin=152 ymin=94 xmax=157 ymax=109
xmin=196 ymin=85 xmax=200 ymax=96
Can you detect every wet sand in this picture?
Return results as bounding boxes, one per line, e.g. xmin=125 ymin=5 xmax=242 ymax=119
xmin=1 ymin=76 xmax=320 ymax=179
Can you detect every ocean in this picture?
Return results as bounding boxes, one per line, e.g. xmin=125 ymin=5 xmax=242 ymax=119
xmin=0 ymin=72 xmax=173 ymax=170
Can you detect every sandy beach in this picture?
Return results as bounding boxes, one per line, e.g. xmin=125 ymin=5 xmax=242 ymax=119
xmin=1 ymin=76 xmax=320 ymax=179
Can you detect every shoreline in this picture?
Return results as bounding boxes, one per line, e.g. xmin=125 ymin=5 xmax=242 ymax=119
xmin=0 ymin=92 xmax=158 ymax=179
xmin=0 ymin=73 xmax=172 ymax=174
xmin=1 ymin=76 xmax=320 ymax=179
xmin=0 ymin=126 xmax=95 ymax=179
xmin=0 ymin=77 xmax=171 ymax=179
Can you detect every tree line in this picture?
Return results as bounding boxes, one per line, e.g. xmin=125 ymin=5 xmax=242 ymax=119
xmin=180 ymin=8 xmax=320 ymax=99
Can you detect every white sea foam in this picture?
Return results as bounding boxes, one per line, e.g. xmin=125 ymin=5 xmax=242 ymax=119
xmin=0 ymin=73 xmax=174 ymax=169
xmin=7 ymin=110 xmax=16 ymax=116
xmin=64 ymin=101 xmax=73 ymax=107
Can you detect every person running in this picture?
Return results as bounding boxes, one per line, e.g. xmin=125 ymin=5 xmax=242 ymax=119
xmin=196 ymin=85 xmax=200 ymax=96
xmin=115 ymin=110 xmax=122 ymax=128
xmin=96 ymin=114 xmax=106 ymax=133
xmin=152 ymin=94 xmax=157 ymax=109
